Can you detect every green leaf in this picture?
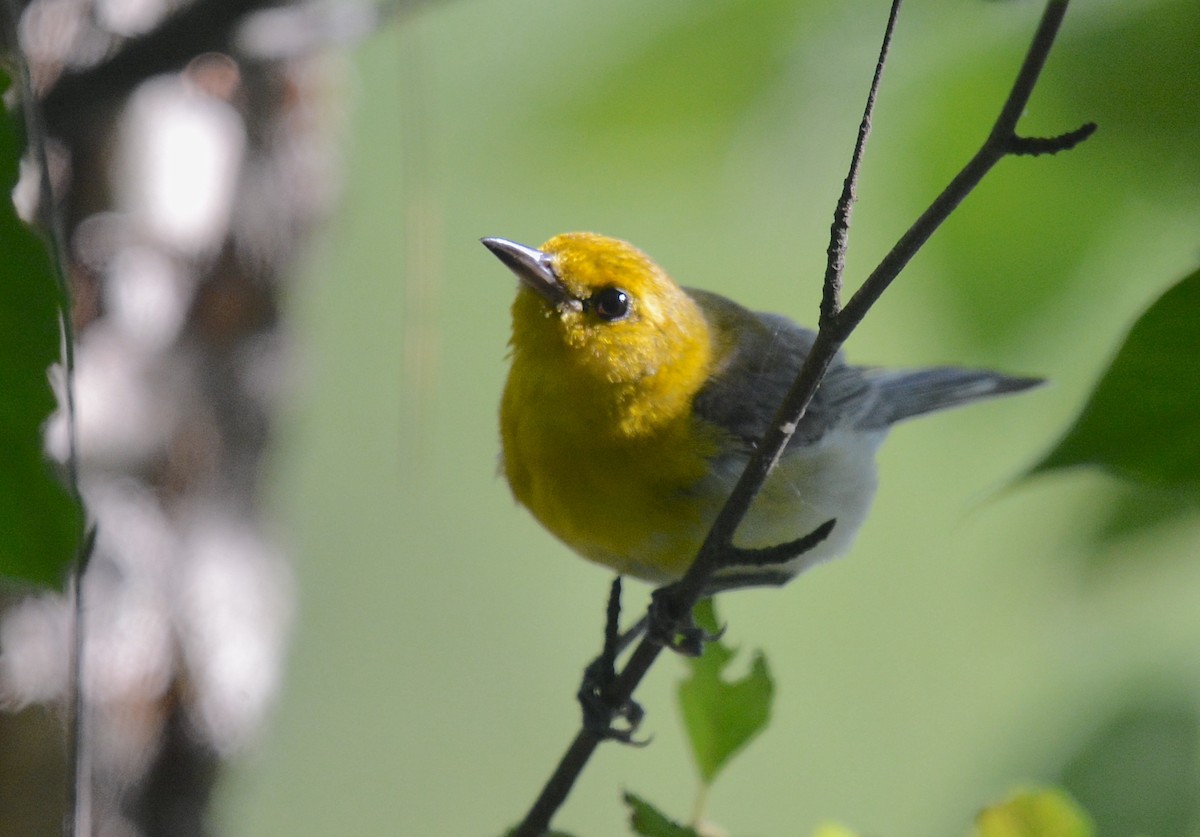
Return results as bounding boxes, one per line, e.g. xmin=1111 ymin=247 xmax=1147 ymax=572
xmin=972 ymin=788 xmax=1094 ymax=837
xmin=1033 ymin=267 xmax=1200 ymax=497
xmin=676 ymin=599 xmax=774 ymax=785
xmin=0 ymin=66 xmax=80 ymax=587
xmin=623 ymin=791 xmax=700 ymax=837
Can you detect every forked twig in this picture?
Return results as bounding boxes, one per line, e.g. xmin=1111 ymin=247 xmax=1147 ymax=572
xmin=511 ymin=2 xmax=1092 ymax=834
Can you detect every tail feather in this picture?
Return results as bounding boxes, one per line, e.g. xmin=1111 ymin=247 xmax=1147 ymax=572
xmin=861 ymin=367 xmax=1044 ymax=428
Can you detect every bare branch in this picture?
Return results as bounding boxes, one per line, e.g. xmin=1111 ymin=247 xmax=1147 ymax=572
xmin=1009 ymin=123 xmax=1097 ymax=156
xmin=821 ymin=0 xmax=903 ymax=328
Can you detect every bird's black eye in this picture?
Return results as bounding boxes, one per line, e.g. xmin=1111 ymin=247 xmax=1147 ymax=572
xmin=588 ymin=287 xmax=630 ymax=321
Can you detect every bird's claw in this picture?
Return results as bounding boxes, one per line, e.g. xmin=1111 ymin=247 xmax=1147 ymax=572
xmin=578 ymin=657 xmax=649 ymax=745
xmin=577 ymin=577 xmax=651 ymax=744
xmin=647 ymin=585 xmax=724 ymax=657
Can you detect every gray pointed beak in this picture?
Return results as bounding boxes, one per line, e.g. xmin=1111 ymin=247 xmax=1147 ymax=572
xmin=481 ymin=237 xmax=575 ymax=309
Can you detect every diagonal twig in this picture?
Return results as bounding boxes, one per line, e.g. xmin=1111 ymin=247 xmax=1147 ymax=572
xmin=821 ymin=0 xmax=903 ymax=328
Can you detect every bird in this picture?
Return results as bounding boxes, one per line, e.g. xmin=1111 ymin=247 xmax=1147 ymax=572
xmin=483 ymin=232 xmax=1041 ymax=593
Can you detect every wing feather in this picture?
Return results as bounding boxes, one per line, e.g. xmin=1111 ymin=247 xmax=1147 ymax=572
xmin=686 ymin=289 xmax=876 ymax=450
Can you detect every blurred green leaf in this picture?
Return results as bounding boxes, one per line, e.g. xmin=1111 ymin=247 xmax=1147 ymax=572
xmin=623 ymin=791 xmax=700 ymax=837
xmin=972 ymin=788 xmax=1094 ymax=837
xmin=1032 ymin=267 xmax=1200 ymax=496
xmin=1068 ymin=480 xmax=1200 ymax=570
xmin=0 ymin=67 xmax=80 ymax=588
xmin=677 ymin=599 xmax=774 ymax=785
xmin=1088 ymin=482 xmax=1199 ymax=545
xmin=1058 ymin=701 xmax=1200 ymax=837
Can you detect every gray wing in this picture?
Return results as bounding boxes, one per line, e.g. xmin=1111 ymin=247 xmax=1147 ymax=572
xmin=686 ymin=288 xmax=1044 ymax=448
xmin=686 ymin=289 xmax=878 ymax=450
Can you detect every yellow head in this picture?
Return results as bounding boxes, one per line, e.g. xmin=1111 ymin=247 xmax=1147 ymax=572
xmin=485 ymin=232 xmax=713 ymax=437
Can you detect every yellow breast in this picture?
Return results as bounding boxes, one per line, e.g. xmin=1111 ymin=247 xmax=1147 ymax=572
xmin=500 ymin=314 xmax=724 ymax=582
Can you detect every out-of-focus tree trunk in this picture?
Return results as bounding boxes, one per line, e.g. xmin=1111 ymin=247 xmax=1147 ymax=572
xmin=1 ymin=1 xmax=357 ymax=832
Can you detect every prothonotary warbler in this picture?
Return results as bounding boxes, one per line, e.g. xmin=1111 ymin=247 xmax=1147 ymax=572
xmin=483 ymin=232 xmax=1041 ymax=591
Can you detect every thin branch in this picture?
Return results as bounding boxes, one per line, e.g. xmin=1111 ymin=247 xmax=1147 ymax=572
xmin=64 ymin=527 xmax=97 ymax=837
xmin=821 ymin=0 xmax=903 ymax=328
xmin=510 ymin=2 xmax=1089 ymax=834
xmin=1009 ymin=123 xmax=1095 ymax=157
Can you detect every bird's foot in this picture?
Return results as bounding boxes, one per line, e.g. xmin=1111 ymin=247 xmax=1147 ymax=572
xmin=577 ymin=656 xmax=648 ymax=745
xmin=646 ymin=584 xmax=724 ymax=657
xmin=576 ymin=577 xmax=650 ymax=744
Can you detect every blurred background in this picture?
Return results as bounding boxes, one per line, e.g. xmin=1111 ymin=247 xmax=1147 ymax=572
xmin=3 ymin=0 xmax=1199 ymax=835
